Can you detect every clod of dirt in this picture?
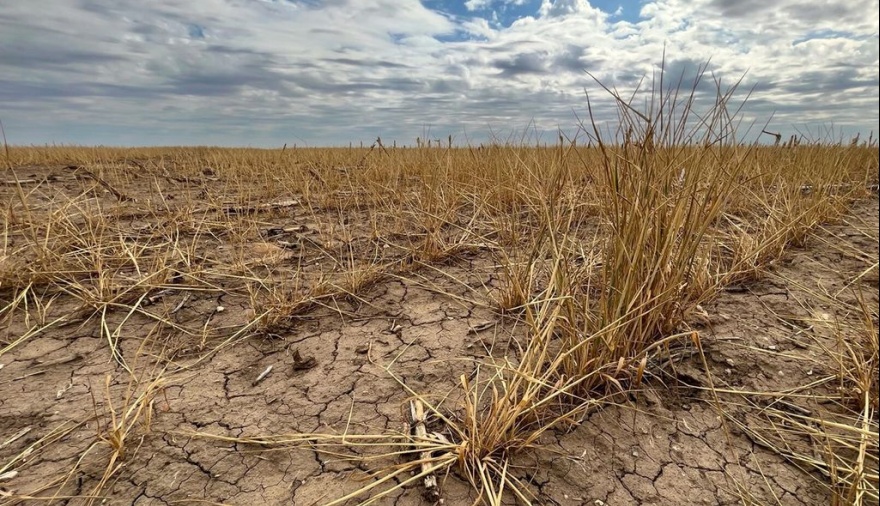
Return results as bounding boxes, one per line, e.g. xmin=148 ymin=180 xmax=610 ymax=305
xmin=292 ymin=349 xmax=317 ymax=371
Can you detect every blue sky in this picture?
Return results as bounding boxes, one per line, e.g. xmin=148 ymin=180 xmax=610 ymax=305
xmin=0 ymin=0 xmax=877 ymax=146
xmin=428 ymin=0 xmax=636 ymax=26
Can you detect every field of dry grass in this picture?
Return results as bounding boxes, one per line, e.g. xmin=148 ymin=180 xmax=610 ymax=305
xmin=1 ymin=84 xmax=878 ymax=505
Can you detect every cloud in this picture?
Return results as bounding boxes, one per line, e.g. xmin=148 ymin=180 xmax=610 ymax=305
xmin=464 ymin=0 xmax=529 ymax=12
xmin=539 ymin=0 xmax=606 ymax=19
xmin=0 ymin=0 xmax=876 ymax=146
xmin=465 ymin=0 xmax=494 ymax=10
xmin=494 ymin=52 xmax=549 ymax=76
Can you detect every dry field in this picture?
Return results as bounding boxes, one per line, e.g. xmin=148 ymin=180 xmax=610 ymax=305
xmin=1 ymin=90 xmax=878 ymax=505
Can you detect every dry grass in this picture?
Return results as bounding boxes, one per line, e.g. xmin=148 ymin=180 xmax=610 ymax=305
xmin=1 ymin=64 xmax=878 ymax=504
xmin=721 ymin=292 xmax=878 ymax=505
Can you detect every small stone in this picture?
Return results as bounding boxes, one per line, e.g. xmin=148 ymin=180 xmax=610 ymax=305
xmin=725 ymin=358 xmax=735 ymax=367
xmin=632 ymin=450 xmax=639 ymax=457
xmin=216 ymin=306 xmax=225 ymax=313
xmin=767 ymin=345 xmax=777 ymax=351
xmin=725 ymin=368 xmax=732 ymax=375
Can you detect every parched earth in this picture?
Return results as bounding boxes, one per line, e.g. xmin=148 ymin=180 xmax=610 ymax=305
xmin=0 ymin=166 xmax=877 ymax=505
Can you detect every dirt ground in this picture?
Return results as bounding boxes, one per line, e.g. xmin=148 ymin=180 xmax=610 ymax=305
xmin=0 ymin=162 xmax=877 ymax=505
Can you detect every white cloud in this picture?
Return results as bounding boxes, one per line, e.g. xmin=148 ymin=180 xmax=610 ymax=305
xmin=539 ymin=0 xmax=606 ymax=19
xmin=465 ymin=0 xmax=529 ymax=12
xmin=0 ymin=0 xmax=876 ymax=146
xmin=464 ymin=0 xmax=493 ymax=10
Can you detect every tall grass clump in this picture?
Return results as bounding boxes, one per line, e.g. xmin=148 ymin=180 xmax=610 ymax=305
xmin=552 ymin=64 xmax=749 ymax=394
xmin=387 ymin=64 xmax=764 ymax=502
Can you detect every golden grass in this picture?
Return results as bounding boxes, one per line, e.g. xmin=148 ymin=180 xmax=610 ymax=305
xmin=1 ymin=66 xmax=878 ymax=504
xmin=720 ymin=292 xmax=878 ymax=505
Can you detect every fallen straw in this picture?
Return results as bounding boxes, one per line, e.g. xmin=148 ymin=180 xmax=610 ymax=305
xmin=253 ymin=365 xmax=273 ymax=386
xmin=408 ymin=399 xmax=440 ymax=502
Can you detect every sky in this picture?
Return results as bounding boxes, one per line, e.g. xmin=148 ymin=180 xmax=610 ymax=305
xmin=1 ymin=0 xmax=878 ymax=147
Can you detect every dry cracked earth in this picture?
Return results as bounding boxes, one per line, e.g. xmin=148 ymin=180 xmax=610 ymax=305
xmin=1 ymin=164 xmax=877 ymax=505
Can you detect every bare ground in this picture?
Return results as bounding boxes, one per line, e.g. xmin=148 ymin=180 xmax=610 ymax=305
xmin=1 ymin=163 xmax=877 ymax=505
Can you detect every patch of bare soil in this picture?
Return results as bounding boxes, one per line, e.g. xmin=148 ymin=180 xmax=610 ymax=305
xmin=1 ymin=163 xmax=876 ymax=505
xmin=535 ymin=197 xmax=879 ymax=505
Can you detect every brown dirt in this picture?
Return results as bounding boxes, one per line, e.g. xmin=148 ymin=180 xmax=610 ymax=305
xmin=1 ymin=163 xmax=877 ymax=505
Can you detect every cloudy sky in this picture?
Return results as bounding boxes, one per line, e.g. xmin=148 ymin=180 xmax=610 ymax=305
xmin=1 ymin=0 xmax=877 ymax=146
